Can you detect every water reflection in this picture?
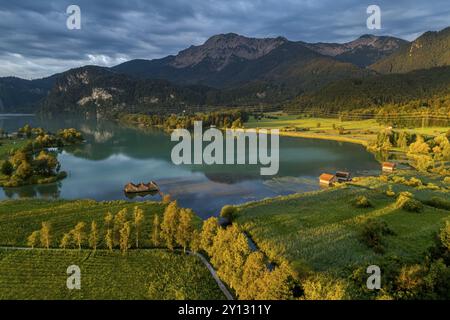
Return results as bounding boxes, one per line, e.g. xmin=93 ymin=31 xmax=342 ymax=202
xmin=0 ymin=115 xmax=381 ymax=218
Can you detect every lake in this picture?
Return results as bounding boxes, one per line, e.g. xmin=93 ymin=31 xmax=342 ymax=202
xmin=0 ymin=114 xmax=381 ymax=218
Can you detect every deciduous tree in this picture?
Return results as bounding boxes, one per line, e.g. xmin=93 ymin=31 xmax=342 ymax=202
xmin=151 ymin=214 xmax=161 ymax=247
xmin=60 ymin=233 xmax=72 ymax=249
xmin=176 ymin=208 xmax=194 ymax=253
xmin=119 ymin=221 xmax=132 ymax=254
xmin=200 ymin=217 xmax=219 ymax=256
xmin=73 ymin=222 xmax=86 ymax=250
xmin=27 ymin=231 xmax=40 ymax=249
xmin=105 ymin=229 xmax=114 ymax=252
xmin=40 ymin=222 xmax=51 ymax=249
xmin=160 ymin=201 xmax=179 ymax=250
xmin=133 ymin=206 xmax=145 ymax=248
xmin=89 ymin=221 xmax=98 ymax=251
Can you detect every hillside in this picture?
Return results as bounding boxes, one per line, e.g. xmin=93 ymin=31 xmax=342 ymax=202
xmin=371 ymin=27 xmax=450 ymax=74
xmin=39 ymin=66 xmax=220 ymax=117
xmin=302 ymin=35 xmax=407 ymax=68
xmin=0 ymin=76 xmax=57 ymax=113
xmin=285 ymin=66 xmax=450 ymax=114
xmin=113 ymin=34 xmax=370 ymax=91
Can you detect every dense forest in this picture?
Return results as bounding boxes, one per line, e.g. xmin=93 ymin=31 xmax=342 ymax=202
xmin=285 ymin=67 xmax=450 ymax=126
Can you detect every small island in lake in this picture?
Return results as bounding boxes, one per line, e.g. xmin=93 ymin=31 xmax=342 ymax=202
xmin=0 ymin=125 xmax=83 ymax=187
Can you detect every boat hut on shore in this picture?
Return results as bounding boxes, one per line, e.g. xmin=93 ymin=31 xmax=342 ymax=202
xmin=336 ymin=171 xmax=352 ymax=182
xmin=124 ymin=181 xmax=159 ymax=193
xmin=319 ymin=173 xmax=336 ymax=186
xmin=382 ymin=162 xmax=396 ymax=173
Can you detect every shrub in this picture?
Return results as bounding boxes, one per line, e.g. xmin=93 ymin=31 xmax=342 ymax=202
xmin=0 ymin=160 xmax=14 ymax=176
xmin=359 ymin=219 xmax=394 ymax=254
xmin=352 ymin=196 xmax=373 ymax=208
xmin=386 ymin=185 xmax=395 ymax=197
xmin=392 ymin=176 xmax=406 ymax=184
xmin=402 ymin=199 xmax=424 ymax=213
xmin=301 ymin=273 xmax=349 ymax=300
xmin=423 ymin=183 xmax=440 ymax=190
xmin=443 ymin=177 xmax=450 ymax=185
xmin=438 ymin=221 xmax=450 ymax=251
xmin=396 ymin=192 xmax=423 ymax=213
xmin=395 ymin=264 xmax=426 ymax=299
xmin=404 ymin=177 xmax=422 ymax=187
xmin=220 ymin=205 xmax=237 ymax=221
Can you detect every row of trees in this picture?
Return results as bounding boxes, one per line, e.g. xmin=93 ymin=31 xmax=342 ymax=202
xmin=119 ymin=110 xmax=249 ymax=131
xmin=17 ymin=124 xmax=84 ymax=146
xmin=25 ymin=201 xmax=296 ymax=299
xmin=27 ymin=206 xmax=150 ymax=254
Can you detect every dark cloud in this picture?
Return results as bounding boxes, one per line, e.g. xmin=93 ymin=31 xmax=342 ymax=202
xmin=0 ymin=0 xmax=449 ymax=78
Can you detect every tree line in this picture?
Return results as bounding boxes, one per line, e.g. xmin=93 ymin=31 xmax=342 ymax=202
xmin=119 ymin=110 xmax=249 ymax=131
xmin=26 ymin=200 xmax=297 ymax=300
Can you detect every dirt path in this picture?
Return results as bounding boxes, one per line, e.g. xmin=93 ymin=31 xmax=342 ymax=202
xmin=188 ymin=251 xmax=234 ymax=300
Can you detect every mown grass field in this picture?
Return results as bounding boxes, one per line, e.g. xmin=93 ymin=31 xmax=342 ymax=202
xmin=245 ymin=114 xmax=450 ymax=146
xmin=235 ymin=174 xmax=450 ymax=275
xmin=0 ymin=199 xmax=222 ymax=300
xmin=0 ymin=249 xmax=225 ymax=300
xmin=0 ymin=199 xmax=175 ymax=247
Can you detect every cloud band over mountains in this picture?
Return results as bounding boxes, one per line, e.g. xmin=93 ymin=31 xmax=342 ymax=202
xmin=1 ymin=0 xmax=449 ymax=79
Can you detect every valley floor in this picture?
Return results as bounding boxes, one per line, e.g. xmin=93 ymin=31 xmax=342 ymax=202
xmin=245 ymin=114 xmax=450 ymax=146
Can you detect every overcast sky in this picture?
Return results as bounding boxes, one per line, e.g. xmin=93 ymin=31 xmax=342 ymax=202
xmin=1 ymin=0 xmax=449 ymax=79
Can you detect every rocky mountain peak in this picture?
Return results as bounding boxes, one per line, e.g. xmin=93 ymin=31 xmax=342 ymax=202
xmin=171 ymin=33 xmax=288 ymax=70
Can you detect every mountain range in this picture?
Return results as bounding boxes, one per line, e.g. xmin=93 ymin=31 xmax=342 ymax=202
xmin=1 ymin=26 xmax=450 ymax=116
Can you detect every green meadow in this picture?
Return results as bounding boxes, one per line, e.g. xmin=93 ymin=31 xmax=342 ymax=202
xmin=235 ymin=174 xmax=450 ymax=275
xmin=0 ymin=249 xmax=225 ymax=300
xmin=0 ymin=199 xmax=223 ymax=300
xmin=0 ymin=199 xmax=170 ymax=247
xmin=245 ymin=114 xmax=450 ymax=146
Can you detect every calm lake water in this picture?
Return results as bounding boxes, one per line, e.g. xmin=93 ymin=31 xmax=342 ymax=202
xmin=0 ymin=115 xmax=380 ymax=218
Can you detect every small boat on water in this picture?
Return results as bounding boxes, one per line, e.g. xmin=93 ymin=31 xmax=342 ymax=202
xmin=124 ymin=181 xmax=159 ymax=194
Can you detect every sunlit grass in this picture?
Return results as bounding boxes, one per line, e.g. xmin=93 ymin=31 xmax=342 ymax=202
xmin=0 ymin=249 xmax=225 ymax=300
xmin=235 ymin=176 xmax=450 ymax=275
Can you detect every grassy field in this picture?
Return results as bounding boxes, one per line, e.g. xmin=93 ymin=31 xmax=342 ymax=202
xmin=245 ymin=113 xmax=450 ymax=146
xmin=0 ymin=199 xmax=223 ymax=300
xmin=0 ymin=249 xmax=225 ymax=300
xmin=0 ymin=199 xmax=174 ymax=247
xmin=0 ymin=138 xmax=30 ymax=160
xmin=235 ymin=173 xmax=450 ymax=276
